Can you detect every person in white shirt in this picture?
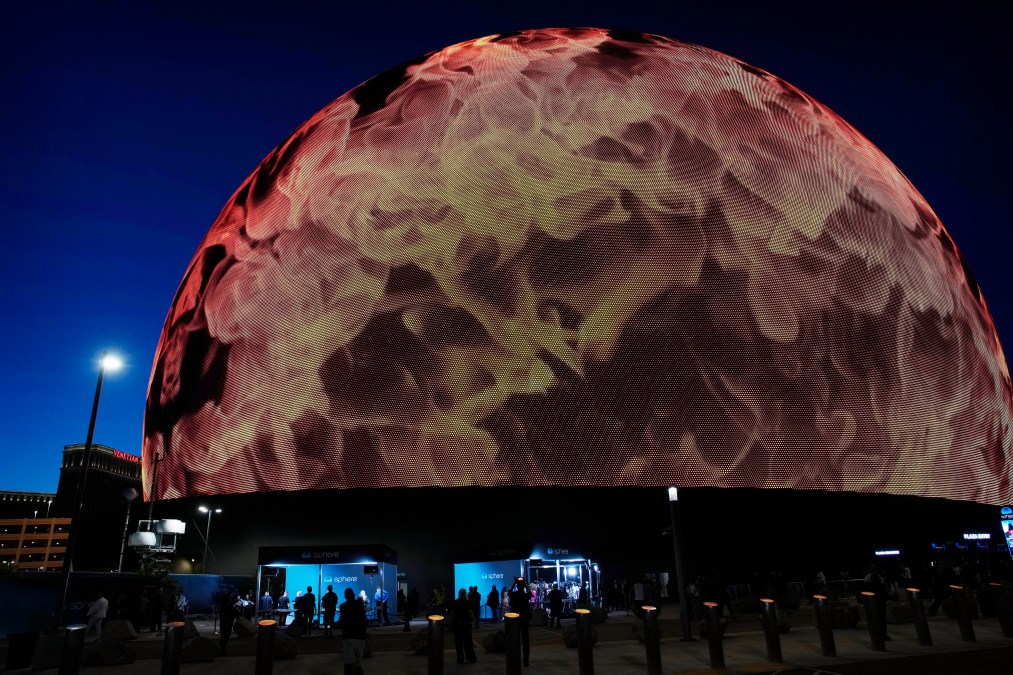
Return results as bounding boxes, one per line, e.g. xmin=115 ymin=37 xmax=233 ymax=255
xmin=86 ymin=591 xmax=109 ymax=639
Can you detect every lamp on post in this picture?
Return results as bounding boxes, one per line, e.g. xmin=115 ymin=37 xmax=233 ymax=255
xmin=668 ymin=486 xmax=693 ymax=641
xmin=117 ymin=488 xmax=139 ymax=573
xmin=198 ymin=506 xmax=221 ymax=573
xmin=52 ymin=351 xmax=123 ymax=628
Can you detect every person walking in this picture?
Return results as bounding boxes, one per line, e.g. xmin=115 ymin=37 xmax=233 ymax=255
xmin=452 ymin=589 xmax=478 ymax=664
xmin=86 ymin=591 xmax=109 ymax=639
xmin=338 ymin=588 xmax=368 ymax=675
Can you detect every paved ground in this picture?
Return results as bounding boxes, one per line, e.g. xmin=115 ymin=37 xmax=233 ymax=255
xmin=9 ymin=608 xmax=1013 ymax=674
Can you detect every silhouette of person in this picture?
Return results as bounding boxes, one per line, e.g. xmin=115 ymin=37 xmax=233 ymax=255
xmin=303 ymin=586 xmax=316 ymax=634
xmin=277 ymin=590 xmax=290 ymax=625
xmin=374 ymin=585 xmax=390 ymax=626
xmin=218 ymin=591 xmax=237 ymax=656
xmin=452 ymin=588 xmax=478 ymax=664
xmin=338 ymin=588 xmax=367 ymax=675
xmin=546 ymin=583 xmax=564 ymax=628
xmin=508 ymin=577 xmax=532 ymax=666
xmin=468 ymin=586 xmax=482 ymax=629
xmin=322 ymin=585 xmax=338 ymax=637
xmin=486 ymin=585 xmax=500 ymax=623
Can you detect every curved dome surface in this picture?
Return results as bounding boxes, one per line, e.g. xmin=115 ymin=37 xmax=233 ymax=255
xmin=143 ymin=28 xmax=1012 ymax=503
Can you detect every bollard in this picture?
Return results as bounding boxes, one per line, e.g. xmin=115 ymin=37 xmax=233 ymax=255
xmin=576 ymin=608 xmax=594 ymax=675
xmin=860 ymin=592 xmax=886 ymax=652
xmin=906 ymin=588 xmax=933 ymax=646
xmin=759 ymin=599 xmax=783 ymax=662
xmin=988 ymin=583 xmax=1013 ymax=638
xmin=812 ymin=595 xmax=836 ymax=657
xmin=255 ymin=620 xmax=276 ymax=675
xmin=703 ymin=602 xmax=725 ymax=669
xmin=58 ymin=624 xmax=87 ymax=675
xmin=642 ymin=605 xmax=662 ymax=675
xmin=427 ymin=615 xmax=445 ymax=675
xmin=161 ymin=622 xmax=185 ymax=675
xmin=949 ymin=585 xmax=976 ymax=642
xmin=504 ymin=612 xmax=521 ymax=675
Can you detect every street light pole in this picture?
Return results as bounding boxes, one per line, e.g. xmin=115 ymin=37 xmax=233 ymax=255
xmin=198 ymin=506 xmax=221 ymax=573
xmin=668 ymin=486 xmax=694 ymax=641
xmin=52 ymin=351 xmax=122 ymax=628
xmin=118 ymin=488 xmax=139 ymax=573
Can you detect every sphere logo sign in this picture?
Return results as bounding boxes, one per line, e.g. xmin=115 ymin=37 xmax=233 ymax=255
xmin=144 ymin=28 xmax=1011 ymax=503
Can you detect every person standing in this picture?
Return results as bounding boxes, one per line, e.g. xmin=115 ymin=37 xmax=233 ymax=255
xmin=86 ymin=591 xmax=108 ymax=639
xmin=277 ymin=590 xmax=290 ymax=626
xmin=486 ymin=585 xmax=500 ymax=623
xmin=303 ymin=586 xmax=317 ymax=635
xmin=374 ymin=586 xmax=390 ymax=626
xmin=546 ymin=583 xmax=564 ymax=628
xmin=338 ymin=588 xmax=368 ymax=675
xmin=218 ymin=592 xmax=237 ymax=656
xmin=468 ymin=586 xmax=482 ymax=629
xmin=322 ymin=585 xmax=338 ymax=637
xmin=508 ymin=577 xmax=532 ymax=667
xmin=407 ymin=587 xmax=420 ymax=621
xmin=452 ymin=589 xmax=478 ymax=664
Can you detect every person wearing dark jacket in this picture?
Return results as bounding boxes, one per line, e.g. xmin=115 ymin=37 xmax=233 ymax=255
xmin=452 ymin=589 xmax=478 ymax=664
xmin=218 ymin=592 xmax=238 ymax=656
xmin=338 ymin=588 xmax=368 ymax=675
xmin=508 ymin=577 xmax=532 ymax=667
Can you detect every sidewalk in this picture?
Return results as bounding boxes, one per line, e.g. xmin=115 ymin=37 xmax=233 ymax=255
xmin=21 ymin=608 xmax=1013 ymax=674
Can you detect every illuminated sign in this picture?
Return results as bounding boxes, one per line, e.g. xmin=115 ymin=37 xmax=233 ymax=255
xmin=113 ymin=450 xmax=140 ymax=463
xmin=1001 ymin=506 xmax=1013 ymax=558
xmin=963 ymin=533 xmax=991 ymax=540
xmin=874 ymin=550 xmax=900 ymax=556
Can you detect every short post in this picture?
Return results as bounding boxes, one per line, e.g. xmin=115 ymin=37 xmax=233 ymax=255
xmin=642 ymin=605 xmax=662 ymax=675
xmin=161 ymin=622 xmax=185 ymax=675
xmin=58 ymin=624 xmax=87 ymax=675
xmin=988 ymin=583 xmax=1013 ymax=638
xmin=949 ymin=585 xmax=976 ymax=642
xmin=504 ymin=612 xmax=521 ymax=675
xmin=759 ymin=598 xmax=783 ymax=662
xmin=906 ymin=588 xmax=933 ymax=646
xmin=812 ymin=595 xmax=836 ymax=657
xmin=703 ymin=602 xmax=725 ymax=669
xmin=427 ymin=615 xmax=445 ymax=675
xmin=576 ymin=608 xmax=594 ymax=675
xmin=860 ymin=592 xmax=886 ymax=652
xmin=255 ymin=620 xmax=276 ymax=675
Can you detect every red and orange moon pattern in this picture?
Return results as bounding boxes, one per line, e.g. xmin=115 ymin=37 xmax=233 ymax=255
xmin=144 ymin=28 xmax=1011 ymax=503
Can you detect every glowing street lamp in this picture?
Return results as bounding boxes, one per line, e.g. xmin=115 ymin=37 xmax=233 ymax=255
xmin=53 ymin=350 xmax=123 ymax=627
xmin=198 ymin=506 xmax=222 ymax=573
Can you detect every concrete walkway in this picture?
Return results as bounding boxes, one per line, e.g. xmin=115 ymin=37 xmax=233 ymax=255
xmin=19 ymin=608 xmax=1013 ymax=674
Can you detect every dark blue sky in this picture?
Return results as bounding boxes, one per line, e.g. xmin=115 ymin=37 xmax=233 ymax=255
xmin=2 ymin=2 xmax=1009 ymax=493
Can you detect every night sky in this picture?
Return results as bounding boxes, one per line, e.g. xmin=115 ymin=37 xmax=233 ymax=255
xmin=2 ymin=2 xmax=1009 ymax=494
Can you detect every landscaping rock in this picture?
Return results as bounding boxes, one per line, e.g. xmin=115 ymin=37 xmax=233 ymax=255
xmin=81 ymin=638 xmax=136 ymax=666
xmin=482 ymin=630 xmax=506 ymax=653
xmin=180 ymin=636 xmax=217 ymax=662
xmin=273 ymin=631 xmax=299 ymax=660
xmin=234 ymin=616 xmax=256 ymax=637
xmin=102 ymin=620 xmax=138 ymax=641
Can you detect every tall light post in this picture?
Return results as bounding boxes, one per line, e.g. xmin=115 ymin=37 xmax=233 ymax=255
xmin=198 ymin=506 xmax=221 ymax=573
xmin=668 ymin=486 xmax=694 ymax=641
xmin=117 ymin=488 xmax=139 ymax=573
xmin=53 ymin=351 xmax=123 ymax=628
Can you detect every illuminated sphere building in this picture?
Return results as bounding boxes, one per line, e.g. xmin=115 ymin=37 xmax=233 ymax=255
xmin=142 ymin=28 xmax=1011 ymax=579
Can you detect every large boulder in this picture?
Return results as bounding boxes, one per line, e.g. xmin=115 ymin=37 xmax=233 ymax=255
xmin=81 ymin=638 xmax=136 ymax=666
xmin=273 ymin=631 xmax=299 ymax=660
xmin=886 ymin=602 xmax=913 ymax=624
xmin=828 ymin=602 xmax=860 ymax=629
xmin=180 ymin=621 xmax=200 ymax=639
xmin=587 ymin=606 xmax=608 ymax=624
xmin=234 ymin=616 xmax=257 ymax=637
xmin=561 ymin=625 xmax=597 ymax=648
xmin=180 ymin=636 xmax=218 ymax=662
xmin=482 ymin=630 xmax=506 ymax=653
xmin=284 ymin=621 xmax=306 ymax=638
xmin=102 ymin=620 xmax=138 ymax=641
xmin=410 ymin=628 xmax=429 ymax=656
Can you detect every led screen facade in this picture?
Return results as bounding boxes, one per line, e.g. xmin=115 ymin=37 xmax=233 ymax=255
xmin=144 ymin=28 xmax=1011 ymax=503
